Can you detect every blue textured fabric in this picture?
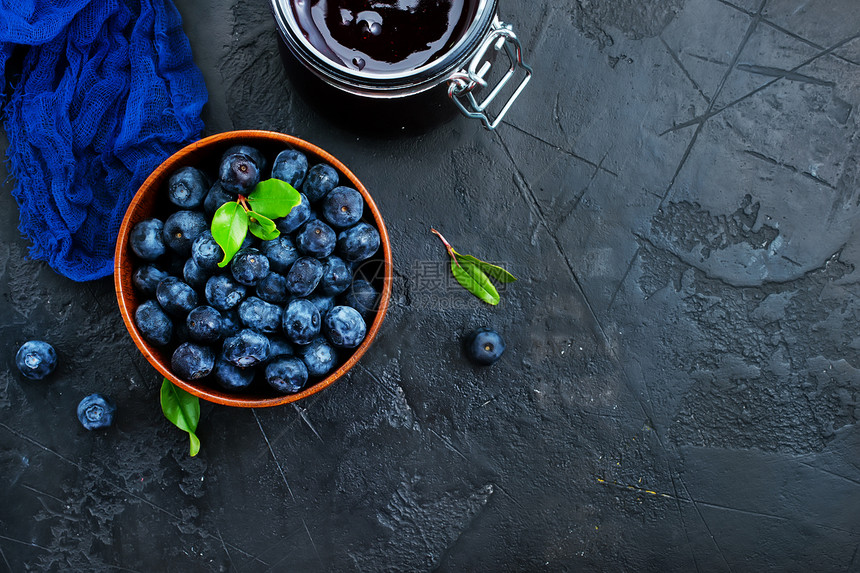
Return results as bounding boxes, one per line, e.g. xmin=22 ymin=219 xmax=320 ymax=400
xmin=0 ymin=0 xmax=207 ymax=281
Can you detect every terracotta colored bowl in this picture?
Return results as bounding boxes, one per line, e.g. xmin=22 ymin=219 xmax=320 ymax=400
xmin=114 ymin=130 xmax=392 ymax=407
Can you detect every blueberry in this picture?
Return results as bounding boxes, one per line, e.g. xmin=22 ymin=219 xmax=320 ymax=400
xmin=219 ymin=146 xmax=262 ymax=194
xmin=285 ymin=257 xmax=323 ymax=297
xmin=319 ymin=256 xmax=352 ymax=296
xmin=77 ymin=394 xmax=116 ymax=430
xmin=205 ymin=274 xmax=247 ymax=311
xmin=275 ymin=193 xmax=311 ymax=234
xmin=204 ymin=182 xmax=235 ymax=217
xmin=213 ymin=358 xmax=255 ymax=392
xmin=222 ymin=329 xmax=270 ymax=368
xmin=186 ymin=306 xmax=223 ymax=344
xmin=172 ymin=342 xmax=215 ymax=379
xmin=168 ymin=166 xmax=208 ymax=208
xmin=183 ymin=257 xmax=210 ymax=290
xmin=134 ymin=300 xmax=173 ymax=346
xmin=342 ymin=278 xmax=378 ymax=318
xmin=220 ymin=308 xmax=243 ymax=337
xmin=302 ymin=163 xmax=339 ymax=202
xmin=465 ymin=328 xmax=506 ymax=366
xmin=255 ymin=272 xmax=289 ymax=304
xmin=238 ymin=296 xmax=283 ymax=333
xmin=163 ymin=210 xmax=207 ymax=256
xmin=156 ymin=277 xmax=198 ymax=316
xmin=267 ymin=336 xmax=295 ymax=359
xmin=336 ymin=222 xmax=380 ymax=262
xmin=324 ymin=306 xmax=367 ymax=348
xmin=132 ymin=264 xmax=169 ymax=296
xmin=282 ymin=299 xmax=321 ymax=345
xmin=260 ymin=236 xmax=298 ymax=274
xmin=265 ymin=357 xmax=309 ymax=394
xmin=231 ymin=248 xmax=270 ymax=286
xmin=322 ymin=186 xmax=363 ymax=228
xmin=129 ymin=218 xmax=166 ymax=261
xmin=15 ymin=340 xmax=57 ymax=380
xmin=191 ymin=230 xmax=224 ymax=272
xmin=300 ymin=338 xmax=337 ymax=378
xmin=308 ymin=294 xmax=336 ymax=316
xmin=272 ymin=149 xmax=309 ymax=188
xmin=296 ymin=219 xmax=336 ymax=259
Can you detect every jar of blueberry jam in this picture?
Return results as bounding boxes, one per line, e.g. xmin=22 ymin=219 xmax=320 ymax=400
xmin=271 ymin=0 xmax=531 ymax=129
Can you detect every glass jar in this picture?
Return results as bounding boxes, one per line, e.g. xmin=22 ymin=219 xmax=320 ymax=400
xmin=270 ymin=0 xmax=531 ymax=129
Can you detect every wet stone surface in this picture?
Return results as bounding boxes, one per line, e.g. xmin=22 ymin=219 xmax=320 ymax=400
xmin=1 ymin=0 xmax=860 ymax=571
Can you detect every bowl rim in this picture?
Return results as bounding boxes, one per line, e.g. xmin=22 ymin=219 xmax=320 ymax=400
xmin=114 ymin=129 xmax=392 ymax=408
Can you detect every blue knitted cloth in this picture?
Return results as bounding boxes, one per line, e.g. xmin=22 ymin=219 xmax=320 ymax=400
xmin=0 ymin=0 xmax=207 ymax=281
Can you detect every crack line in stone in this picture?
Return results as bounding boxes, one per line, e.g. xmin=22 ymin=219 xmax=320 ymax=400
xmin=0 ymin=541 xmax=13 ymax=573
xmin=736 ymin=63 xmax=835 ymax=86
xmin=607 ymin=246 xmax=641 ymax=312
xmin=659 ymin=36 xmax=711 ymax=104
xmin=292 ymin=403 xmax=324 ymax=442
xmin=428 ymin=428 xmax=470 ymax=462
xmin=744 ymin=149 xmax=837 ymax=189
xmin=302 ymin=518 xmax=324 ymax=568
xmin=797 ymin=462 xmax=860 ymax=488
xmin=695 ymin=500 xmax=860 ymax=536
xmin=20 ymin=483 xmax=68 ymax=506
xmin=669 ymin=472 xmax=704 ymax=573
xmin=502 ymin=122 xmax=619 ymax=177
xmin=216 ymin=528 xmax=237 ymax=573
xmin=673 ymin=474 xmax=736 ymax=572
xmin=252 ymin=410 xmax=297 ymax=503
xmin=0 ymin=534 xmax=49 ymax=552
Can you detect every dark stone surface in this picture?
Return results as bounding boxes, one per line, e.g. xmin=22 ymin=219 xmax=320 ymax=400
xmin=2 ymin=0 xmax=860 ymax=570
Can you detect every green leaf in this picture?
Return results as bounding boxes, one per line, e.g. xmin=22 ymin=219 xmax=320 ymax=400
xmin=212 ymin=201 xmax=249 ymax=267
xmin=247 ymin=211 xmax=280 ymax=241
xmin=454 ymin=252 xmax=517 ymax=283
xmin=450 ymin=257 xmax=500 ymax=305
xmin=247 ymin=179 xmax=302 ymax=219
xmin=160 ymin=379 xmax=201 ymax=457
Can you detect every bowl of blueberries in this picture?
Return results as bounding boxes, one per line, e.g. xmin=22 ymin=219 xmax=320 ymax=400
xmin=114 ymin=130 xmax=392 ymax=407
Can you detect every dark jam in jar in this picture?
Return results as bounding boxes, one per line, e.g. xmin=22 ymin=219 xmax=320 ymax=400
xmin=292 ymin=0 xmax=478 ymax=74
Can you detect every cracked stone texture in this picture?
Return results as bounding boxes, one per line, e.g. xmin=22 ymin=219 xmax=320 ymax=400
xmin=1 ymin=0 xmax=859 ymax=570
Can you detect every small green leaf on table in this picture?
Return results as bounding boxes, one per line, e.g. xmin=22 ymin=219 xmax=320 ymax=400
xmin=160 ymin=379 xmax=201 ymax=456
xmin=212 ymin=201 xmax=249 ymax=267
xmin=432 ymin=228 xmax=517 ymax=305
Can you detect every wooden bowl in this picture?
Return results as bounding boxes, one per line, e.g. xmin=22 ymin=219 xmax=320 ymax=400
xmin=114 ymin=130 xmax=392 ymax=407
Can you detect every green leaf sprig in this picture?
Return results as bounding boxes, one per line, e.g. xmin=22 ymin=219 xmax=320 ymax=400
xmin=212 ymin=179 xmax=301 ymax=266
xmin=160 ymin=379 xmax=201 ymax=456
xmin=432 ymin=228 xmax=517 ymax=305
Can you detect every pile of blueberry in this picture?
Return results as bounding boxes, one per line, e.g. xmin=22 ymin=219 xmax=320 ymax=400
xmin=129 ymin=144 xmax=382 ymax=396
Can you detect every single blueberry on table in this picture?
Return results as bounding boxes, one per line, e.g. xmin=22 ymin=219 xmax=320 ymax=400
xmin=168 ymin=166 xmax=208 ymax=208
xmin=156 ymin=277 xmax=198 ymax=316
xmin=204 ymin=182 xmax=235 ymax=217
xmin=282 ymin=298 xmax=321 ymax=345
xmin=285 ymin=256 xmax=323 ymax=297
xmin=336 ymin=222 xmax=380 ymax=262
xmin=342 ymin=278 xmax=379 ymax=318
xmin=275 ymin=192 xmax=311 ymax=234
xmin=255 ymin=271 xmax=290 ymax=304
xmin=300 ymin=338 xmax=337 ymax=378
xmin=213 ymin=358 xmax=255 ymax=392
xmin=183 ymin=257 xmax=209 ymax=290
xmin=219 ymin=145 xmax=263 ymax=195
xmin=15 ymin=340 xmax=57 ymax=380
xmin=134 ymin=300 xmax=173 ymax=347
xmin=77 ymin=394 xmax=116 ymax=430
xmin=296 ymin=219 xmax=336 ymax=259
xmin=186 ymin=305 xmax=223 ymax=344
xmin=465 ymin=328 xmax=506 ymax=366
xmin=324 ymin=305 xmax=367 ymax=348
xmin=261 ymin=235 xmax=298 ymax=274
xmin=231 ymin=248 xmax=270 ymax=287
xmin=266 ymin=357 xmax=308 ymax=394
xmin=302 ymin=163 xmax=339 ymax=202
xmin=132 ymin=264 xmax=169 ymax=296
xmin=163 ymin=210 xmax=207 ymax=256
xmin=172 ymin=342 xmax=216 ymax=380
xmin=238 ymin=296 xmax=283 ymax=334
xmin=222 ymin=328 xmax=270 ymax=368
xmin=322 ymin=186 xmax=363 ymax=229
xmin=191 ymin=230 xmax=223 ymax=271
xmin=129 ymin=218 xmax=166 ymax=261
xmin=271 ymin=148 xmax=309 ymax=188
xmin=319 ymin=256 xmax=352 ymax=296
xmin=205 ymin=274 xmax=247 ymax=311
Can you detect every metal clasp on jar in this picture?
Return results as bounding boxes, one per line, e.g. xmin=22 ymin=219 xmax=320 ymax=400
xmin=447 ymin=16 xmax=533 ymax=130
